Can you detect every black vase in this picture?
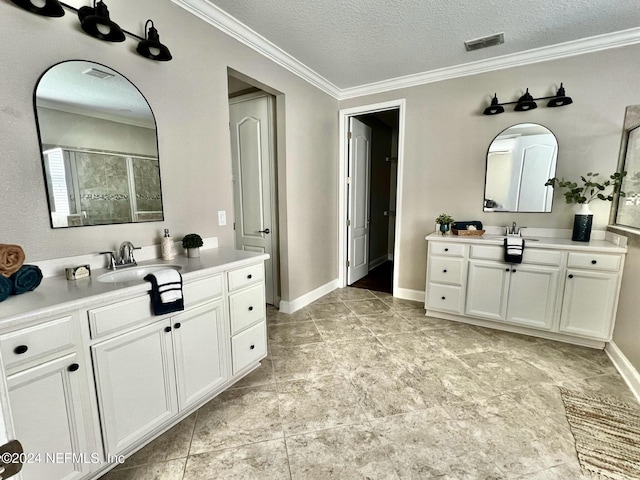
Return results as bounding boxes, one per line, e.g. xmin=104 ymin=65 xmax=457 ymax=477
xmin=572 ymin=205 xmax=593 ymax=242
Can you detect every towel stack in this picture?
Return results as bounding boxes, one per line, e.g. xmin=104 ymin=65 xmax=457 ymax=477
xmin=144 ymin=269 xmax=184 ymax=315
xmin=0 ymin=245 xmax=43 ymax=302
xmin=504 ymin=237 xmax=525 ymax=264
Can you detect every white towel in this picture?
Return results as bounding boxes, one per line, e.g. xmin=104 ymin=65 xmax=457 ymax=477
xmin=506 ymin=236 xmax=524 ymax=255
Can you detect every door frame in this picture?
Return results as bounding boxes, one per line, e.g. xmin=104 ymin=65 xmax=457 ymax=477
xmin=338 ymin=99 xmax=406 ymax=295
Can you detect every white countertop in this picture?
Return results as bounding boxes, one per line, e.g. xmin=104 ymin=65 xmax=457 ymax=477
xmin=0 ymin=248 xmax=269 ymax=331
xmin=425 ymin=232 xmax=627 ymax=254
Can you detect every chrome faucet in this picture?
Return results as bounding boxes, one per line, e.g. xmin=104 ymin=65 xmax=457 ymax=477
xmin=504 ymin=222 xmax=526 ymax=236
xmin=118 ymin=241 xmax=139 ymax=267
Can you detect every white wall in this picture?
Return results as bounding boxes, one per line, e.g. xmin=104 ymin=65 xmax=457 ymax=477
xmin=0 ymin=0 xmax=338 ymax=302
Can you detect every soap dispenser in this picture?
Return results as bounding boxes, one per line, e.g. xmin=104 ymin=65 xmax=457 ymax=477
xmin=161 ymin=228 xmax=176 ymax=261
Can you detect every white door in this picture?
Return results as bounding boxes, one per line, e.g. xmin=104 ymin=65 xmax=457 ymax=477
xmin=229 ymin=93 xmax=278 ymax=306
xmin=172 ymin=300 xmax=228 ymax=410
xmin=506 ymin=264 xmax=559 ymax=330
xmin=465 ymin=261 xmax=510 ymax=321
xmin=347 ymin=117 xmax=372 ymax=284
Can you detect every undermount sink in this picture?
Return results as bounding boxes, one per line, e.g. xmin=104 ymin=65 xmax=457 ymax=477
xmin=97 ymin=264 xmax=182 ymax=284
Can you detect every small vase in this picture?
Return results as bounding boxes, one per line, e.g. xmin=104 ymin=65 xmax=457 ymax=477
xmin=572 ymin=204 xmax=593 ymax=242
xmin=187 ymin=247 xmax=200 ymax=258
xmin=439 ymin=223 xmax=450 ymax=235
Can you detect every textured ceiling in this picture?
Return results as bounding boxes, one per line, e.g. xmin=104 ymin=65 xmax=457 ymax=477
xmin=205 ymin=0 xmax=640 ymax=89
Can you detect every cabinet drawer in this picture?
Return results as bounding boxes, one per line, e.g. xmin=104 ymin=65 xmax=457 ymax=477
xmin=229 ymin=284 xmax=266 ymax=334
xmin=0 ymin=316 xmax=76 ymax=369
xmin=429 ymin=242 xmax=466 ymax=257
xmin=429 ymin=257 xmax=464 ymax=285
xmin=227 ymin=263 xmax=264 ymax=292
xmin=426 ymin=284 xmax=463 ymax=314
xmin=231 ymin=321 xmax=267 ymax=375
xmin=470 ymin=245 xmax=561 ymax=266
xmin=567 ymin=252 xmax=621 ymax=272
xmin=89 ymin=276 xmax=223 ymax=338
xmin=184 ymin=275 xmax=223 ymax=307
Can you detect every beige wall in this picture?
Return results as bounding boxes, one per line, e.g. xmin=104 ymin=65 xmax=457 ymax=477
xmin=613 ymin=239 xmax=640 ymax=370
xmin=0 ymin=0 xmax=338 ymax=302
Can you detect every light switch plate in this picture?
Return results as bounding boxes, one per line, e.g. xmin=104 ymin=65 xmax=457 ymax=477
xmin=218 ymin=211 xmax=227 ymax=226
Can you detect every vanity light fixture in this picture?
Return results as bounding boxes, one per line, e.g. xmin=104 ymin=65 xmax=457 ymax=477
xmin=10 ymin=0 xmax=172 ymax=61
xmin=10 ymin=0 xmax=64 ymax=17
xmin=78 ymin=0 xmax=125 ymax=42
xmin=136 ymin=20 xmax=172 ymax=62
xmin=483 ymin=83 xmax=573 ymax=115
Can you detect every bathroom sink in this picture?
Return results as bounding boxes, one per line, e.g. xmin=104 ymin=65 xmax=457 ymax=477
xmin=97 ymin=264 xmax=182 ymax=284
xmin=481 ymin=235 xmax=539 ymax=241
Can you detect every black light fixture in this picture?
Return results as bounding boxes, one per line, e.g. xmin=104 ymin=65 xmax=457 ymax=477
xmin=483 ymin=94 xmax=505 ymax=115
xmin=78 ymin=0 xmax=125 ymax=42
xmin=136 ymin=20 xmax=172 ymax=61
xmin=10 ymin=0 xmax=64 ymax=17
xmin=547 ymin=83 xmax=573 ymax=107
xmin=482 ymin=83 xmax=573 ymax=115
xmin=514 ymin=88 xmax=537 ymax=112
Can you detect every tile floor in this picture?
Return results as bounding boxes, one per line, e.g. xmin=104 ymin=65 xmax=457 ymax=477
xmin=99 ymin=287 xmax=637 ymax=480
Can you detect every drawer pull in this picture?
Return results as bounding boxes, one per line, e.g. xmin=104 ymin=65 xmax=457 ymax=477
xmin=13 ymin=345 xmax=28 ymax=355
xmin=248 ymin=306 xmax=254 ymax=311
xmin=591 ymin=260 xmax=597 ymax=265
xmin=174 ymin=323 xmax=181 ymax=329
xmin=443 ymin=269 xmax=447 ymax=273
xmin=247 ymin=274 xmax=253 ymax=279
xmin=444 ymin=248 xmax=449 ymax=252
xmin=441 ymin=296 xmax=446 ymax=300
xmin=164 ymin=326 xmax=172 ymax=333
xmin=67 ymin=363 xmax=80 ymax=372
xmin=568 ymin=274 xmax=574 ymax=279
xmin=250 ymin=344 xmax=255 ymax=350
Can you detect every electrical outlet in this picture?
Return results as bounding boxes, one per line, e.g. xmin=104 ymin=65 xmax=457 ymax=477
xmin=218 ymin=211 xmax=227 ymax=226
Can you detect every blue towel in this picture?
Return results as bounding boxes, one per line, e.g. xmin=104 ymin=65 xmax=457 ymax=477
xmin=0 ymin=276 xmax=11 ymax=302
xmin=10 ymin=265 xmax=43 ymax=295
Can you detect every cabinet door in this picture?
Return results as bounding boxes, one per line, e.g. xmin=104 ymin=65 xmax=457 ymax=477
xmin=506 ymin=264 xmax=559 ymax=330
xmin=92 ymin=321 xmax=178 ymax=456
xmin=560 ymin=270 xmax=619 ymax=340
xmin=7 ymin=353 xmax=94 ymax=480
xmin=172 ymin=300 xmax=229 ymax=410
xmin=465 ymin=261 xmax=509 ymax=321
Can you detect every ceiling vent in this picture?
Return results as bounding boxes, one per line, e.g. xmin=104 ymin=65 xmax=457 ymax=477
xmin=82 ymin=68 xmax=115 ymax=80
xmin=464 ymin=33 xmax=505 ymax=52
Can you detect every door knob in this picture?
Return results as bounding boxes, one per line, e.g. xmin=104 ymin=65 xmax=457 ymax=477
xmin=259 ymin=228 xmax=270 ymax=234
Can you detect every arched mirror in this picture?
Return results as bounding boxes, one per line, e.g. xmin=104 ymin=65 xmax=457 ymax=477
xmin=484 ymin=123 xmax=558 ymax=212
xmin=35 ymin=60 xmax=163 ymax=228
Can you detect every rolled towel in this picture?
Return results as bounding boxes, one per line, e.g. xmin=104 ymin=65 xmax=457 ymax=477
xmin=0 ymin=244 xmax=25 ymax=278
xmin=0 ymin=276 xmax=11 ymax=302
xmin=10 ymin=265 xmax=43 ymax=295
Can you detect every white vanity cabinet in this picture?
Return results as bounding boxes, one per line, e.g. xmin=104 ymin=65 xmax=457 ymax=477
xmin=0 ymin=314 xmax=100 ymax=480
xmin=425 ymin=234 xmax=626 ymax=346
xmin=90 ymin=276 xmax=229 ymax=456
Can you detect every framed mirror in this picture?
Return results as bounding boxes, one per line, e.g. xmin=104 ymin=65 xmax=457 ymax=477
xmin=484 ymin=123 xmax=558 ymax=212
xmin=34 ymin=60 xmax=163 ymax=228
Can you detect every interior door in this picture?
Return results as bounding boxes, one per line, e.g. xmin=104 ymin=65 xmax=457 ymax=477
xmin=229 ymin=93 xmax=278 ymax=305
xmin=347 ymin=117 xmax=372 ymax=284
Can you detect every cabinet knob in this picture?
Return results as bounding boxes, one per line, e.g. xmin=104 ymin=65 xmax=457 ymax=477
xmin=443 ymin=269 xmax=447 ymax=273
xmin=568 ymin=274 xmax=574 ymax=279
xmin=67 ymin=363 xmax=80 ymax=372
xmin=505 ymin=268 xmax=510 ymax=272
xmin=512 ymin=269 xmax=516 ymax=273
xmin=250 ymin=344 xmax=255 ymax=350
xmin=248 ymin=306 xmax=254 ymax=311
xmin=174 ymin=323 xmax=181 ymax=329
xmin=444 ymin=248 xmax=449 ymax=252
xmin=13 ymin=345 xmax=28 ymax=355
xmin=247 ymin=274 xmax=253 ymax=279
xmin=164 ymin=326 xmax=172 ymax=333
xmin=591 ymin=260 xmax=597 ymax=265
xmin=441 ymin=296 xmax=446 ymax=300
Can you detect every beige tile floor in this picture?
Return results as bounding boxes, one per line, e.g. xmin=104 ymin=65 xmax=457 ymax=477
xmin=99 ymin=287 xmax=637 ymax=480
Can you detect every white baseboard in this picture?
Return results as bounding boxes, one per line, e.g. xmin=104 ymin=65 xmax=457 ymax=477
xmin=605 ymin=341 xmax=640 ymax=403
xmin=394 ymin=288 xmax=424 ymax=303
xmin=279 ymin=279 xmax=339 ymax=314
xmin=368 ymin=255 xmax=388 ymax=270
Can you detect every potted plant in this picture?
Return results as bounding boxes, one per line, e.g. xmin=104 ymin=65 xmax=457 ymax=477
xmin=545 ymin=171 xmax=626 ymax=241
xmin=435 ymin=213 xmax=454 ymax=235
xmin=182 ymin=233 xmax=203 ymax=258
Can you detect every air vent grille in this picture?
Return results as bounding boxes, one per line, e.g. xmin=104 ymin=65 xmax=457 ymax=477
xmin=464 ymin=33 xmax=505 ymax=52
xmin=82 ymin=68 xmax=115 ymax=80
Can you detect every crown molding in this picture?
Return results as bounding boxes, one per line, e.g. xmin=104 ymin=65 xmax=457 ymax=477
xmin=170 ymin=0 xmax=342 ymax=98
xmin=171 ymin=0 xmax=640 ymax=102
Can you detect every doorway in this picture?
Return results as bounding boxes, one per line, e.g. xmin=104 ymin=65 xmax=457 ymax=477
xmin=339 ymin=100 xmax=405 ymax=296
xmin=228 ymin=73 xmax=281 ymax=307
